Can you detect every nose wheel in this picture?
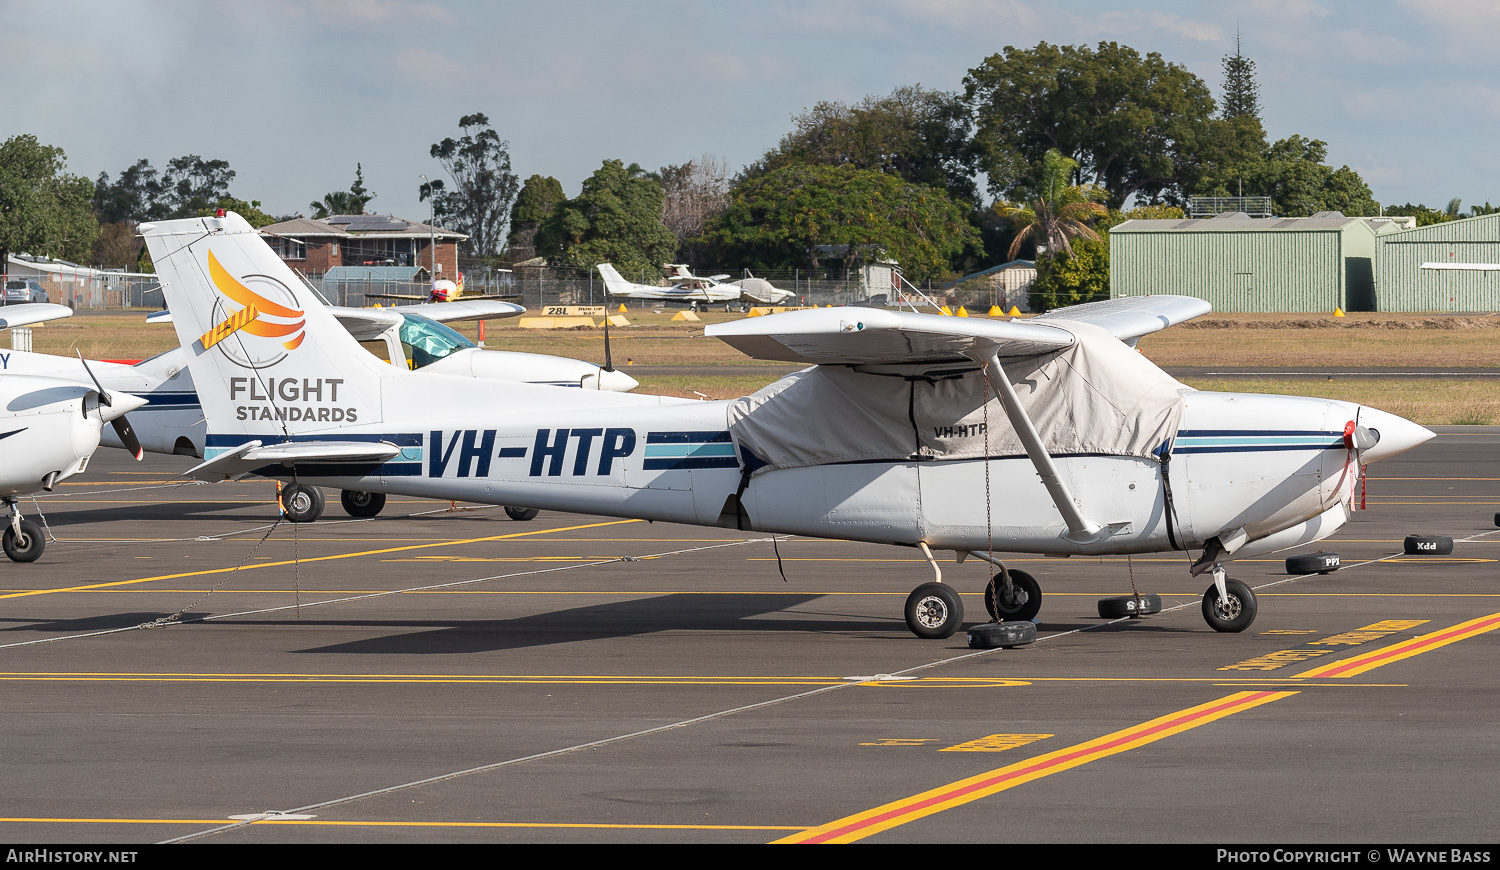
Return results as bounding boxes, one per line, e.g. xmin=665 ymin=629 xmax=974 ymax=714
xmin=1202 ymin=569 xmax=1257 ymax=632
xmin=2 ymin=501 xmax=44 ymax=563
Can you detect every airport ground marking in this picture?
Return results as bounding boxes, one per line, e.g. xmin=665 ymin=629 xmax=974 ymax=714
xmin=0 ymin=536 xmax=787 ymax=653
xmin=0 ymin=817 xmax=803 ymax=832
xmin=1218 ymin=620 xmax=1428 ymax=672
xmin=1292 ymin=611 xmax=1500 ymax=679
xmin=775 ymin=690 xmax=1295 ymax=844
xmin=0 ymin=519 xmax=644 ymax=601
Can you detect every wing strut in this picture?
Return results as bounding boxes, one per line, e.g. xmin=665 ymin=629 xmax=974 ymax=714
xmin=972 ymin=349 xmax=1106 ymax=544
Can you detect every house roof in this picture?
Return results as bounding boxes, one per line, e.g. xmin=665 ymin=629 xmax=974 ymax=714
xmin=259 ymin=214 xmax=467 ymax=241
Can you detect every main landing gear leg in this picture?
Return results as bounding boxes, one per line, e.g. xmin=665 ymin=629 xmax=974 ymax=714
xmin=904 ymin=543 xmax=963 ymax=639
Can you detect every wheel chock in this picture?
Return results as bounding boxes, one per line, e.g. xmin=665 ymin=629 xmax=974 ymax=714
xmin=1097 ymin=593 xmax=1163 ymax=618
xmin=967 ymin=621 xmax=1037 ymax=649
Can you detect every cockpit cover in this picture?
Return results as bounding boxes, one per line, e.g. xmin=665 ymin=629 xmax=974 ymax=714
xmin=727 ymin=321 xmax=1190 ymax=474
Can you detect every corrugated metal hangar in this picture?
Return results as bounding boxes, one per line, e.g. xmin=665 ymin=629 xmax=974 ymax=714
xmin=1110 ymin=212 xmax=1405 ymax=313
xmin=1375 ymin=213 xmax=1500 ymax=312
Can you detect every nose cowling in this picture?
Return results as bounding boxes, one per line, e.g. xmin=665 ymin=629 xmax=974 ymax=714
xmin=1356 ymin=406 xmax=1434 ymax=464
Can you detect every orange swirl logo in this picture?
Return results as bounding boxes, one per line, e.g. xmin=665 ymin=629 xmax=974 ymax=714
xmin=199 ymin=251 xmax=306 ymax=368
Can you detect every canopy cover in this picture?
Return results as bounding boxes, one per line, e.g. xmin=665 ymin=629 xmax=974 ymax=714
xmin=727 ymin=321 xmax=1190 ymax=474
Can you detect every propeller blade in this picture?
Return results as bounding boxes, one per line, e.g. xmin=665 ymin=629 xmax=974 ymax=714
xmin=602 ymin=314 xmax=614 ymax=372
xmin=75 ymin=351 xmax=112 ymax=408
xmin=111 ymin=416 xmax=144 ymax=461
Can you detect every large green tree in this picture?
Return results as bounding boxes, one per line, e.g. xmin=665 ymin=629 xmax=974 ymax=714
xmin=419 ymin=113 xmax=519 ymax=257
xmin=1239 ymin=136 xmax=1378 ymax=217
xmin=965 ymin=41 xmax=1216 ymax=208
xmin=700 ymin=163 xmax=981 ymax=282
xmin=534 ymin=160 xmax=679 ymax=277
xmin=94 ymin=155 xmax=237 ymax=221
xmin=506 ymin=174 xmax=566 ymax=260
xmin=0 ymin=135 xmax=98 ymax=269
xmin=746 ymin=85 xmax=978 ymax=204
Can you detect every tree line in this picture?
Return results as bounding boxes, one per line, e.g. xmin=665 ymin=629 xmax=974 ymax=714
xmin=0 ymin=39 xmax=1491 ymax=290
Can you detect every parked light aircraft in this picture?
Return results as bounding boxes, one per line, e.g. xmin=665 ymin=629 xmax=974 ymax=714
xmin=144 ymin=212 xmax=1433 ymax=637
xmin=0 ymin=303 xmax=146 ymax=562
xmin=363 ymin=273 xmax=521 ymax=304
xmin=2 ymin=297 xmax=636 ymax=522
xmin=597 ymin=263 xmax=793 ymax=307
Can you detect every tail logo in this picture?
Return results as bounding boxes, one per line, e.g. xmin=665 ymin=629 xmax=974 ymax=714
xmin=199 ymin=250 xmax=307 ymax=369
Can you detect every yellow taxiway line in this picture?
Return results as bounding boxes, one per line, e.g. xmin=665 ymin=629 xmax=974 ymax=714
xmin=0 ymin=519 xmax=641 ymax=601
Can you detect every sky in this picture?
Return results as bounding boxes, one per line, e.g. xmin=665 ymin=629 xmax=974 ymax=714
xmin=4 ymin=0 xmax=1496 ymax=223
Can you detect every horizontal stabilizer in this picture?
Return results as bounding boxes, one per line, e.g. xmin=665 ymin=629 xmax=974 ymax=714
xmin=1032 ymin=295 xmax=1210 ymax=345
xmin=0 ymin=303 xmax=73 ymax=330
xmin=706 ymin=307 xmax=1073 ymax=365
xmin=150 ymin=300 xmax=523 ymax=340
xmin=181 ymin=439 xmax=403 ymax=481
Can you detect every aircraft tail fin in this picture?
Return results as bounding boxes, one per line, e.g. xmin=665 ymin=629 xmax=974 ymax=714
xmin=139 ymin=212 xmax=398 ymax=445
xmin=596 ymin=263 xmax=635 ymax=296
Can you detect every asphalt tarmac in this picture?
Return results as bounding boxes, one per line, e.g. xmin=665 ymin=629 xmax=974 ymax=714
xmin=0 ymin=428 xmax=1496 ymax=844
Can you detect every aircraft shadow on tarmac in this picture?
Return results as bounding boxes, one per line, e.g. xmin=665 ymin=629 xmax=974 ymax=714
xmin=39 ymin=502 xmax=272 ymax=525
xmin=0 ymin=611 xmax=211 ymax=633
xmin=273 ymin=593 xmax=895 ymax=654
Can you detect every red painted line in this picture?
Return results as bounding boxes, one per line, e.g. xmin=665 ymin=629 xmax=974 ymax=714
xmin=1311 ymin=613 xmax=1500 ymax=677
xmin=798 ymin=691 xmax=1278 ymax=844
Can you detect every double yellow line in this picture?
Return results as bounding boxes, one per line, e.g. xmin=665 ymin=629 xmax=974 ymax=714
xmin=779 ymin=610 xmax=1500 ymax=843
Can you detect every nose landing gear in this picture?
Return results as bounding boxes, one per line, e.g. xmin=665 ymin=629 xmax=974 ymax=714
xmin=1202 ymin=566 xmax=1257 ymax=633
xmin=2 ymin=500 xmax=44 ymax=563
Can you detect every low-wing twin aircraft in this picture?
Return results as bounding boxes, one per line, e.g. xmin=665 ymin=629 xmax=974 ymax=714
xmin=598 ymin=263 xmax=793 ymax=307
xmin=0 ymin=303 xmax=146 ymax=562
xmin=143 ymin=213 xmax=1433 ymax=636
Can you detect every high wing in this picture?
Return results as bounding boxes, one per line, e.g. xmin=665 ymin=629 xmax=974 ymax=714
xmin=181 ymin=439 xmax=405 ymax=481
xmin=706 ymin=307 xmax=1074 ymax=364
xmin=327 ymin=299 xmax=525 ymax=340
xmin=1032 ymin=295 xmax=1210 ymax=346
xmin=0 ymin=303 xmax=73 ymax=330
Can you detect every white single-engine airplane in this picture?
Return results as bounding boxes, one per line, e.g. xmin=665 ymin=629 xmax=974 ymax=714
xmin=144 ymin=213 xmax=1433 ymax=637
xmin=0 ymin=303 xmax=147 ymax=562
xmin=2 ymin=297 xmax=637 ymax=522
xmin=598 ymin=263 xmax=793 ymax=307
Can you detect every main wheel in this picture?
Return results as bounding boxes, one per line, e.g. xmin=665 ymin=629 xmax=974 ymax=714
xmin=2 ymin=520 xmax=44 ymax=563
xmin=1202 ymin=578 xmax=1257 ymax=633
xmin=281 ymin=484 xmax=325 ymax=523
xmin=340 ymin=490 xmax=386 ymax=518
xmin=984 ymin=570 xmax=1041 ymax=622
xmin=504 ymin=506 xmax=539 ymax=521
xmin=904 ymin=582 xmax=964 ymax=639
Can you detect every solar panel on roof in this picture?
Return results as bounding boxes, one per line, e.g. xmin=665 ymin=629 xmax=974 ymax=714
xmin=345 ymin=217 xmax=409 ymax=232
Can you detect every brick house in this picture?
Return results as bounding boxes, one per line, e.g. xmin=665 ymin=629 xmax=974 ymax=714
xmin=258 ymin=214 xmax=468 ymax=279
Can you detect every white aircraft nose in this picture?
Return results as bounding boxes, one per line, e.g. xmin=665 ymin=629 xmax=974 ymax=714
xmin=1357 ymin=406 xmax=1434 ymax=464
xmin=598 ymin=368 xmax=639 ymax=393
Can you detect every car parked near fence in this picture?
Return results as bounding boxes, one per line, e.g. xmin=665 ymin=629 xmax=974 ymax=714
xmin=3 ymin=279 xmax=48 ymax=304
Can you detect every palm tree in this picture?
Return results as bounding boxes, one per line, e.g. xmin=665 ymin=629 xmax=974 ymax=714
xmin=993 ymin=150 xmax=1109 ymax=260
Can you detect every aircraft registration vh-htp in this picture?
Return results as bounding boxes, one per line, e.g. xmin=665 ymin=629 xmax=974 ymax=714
xmin=141 ymin=212 xmax=1434 ymax=639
